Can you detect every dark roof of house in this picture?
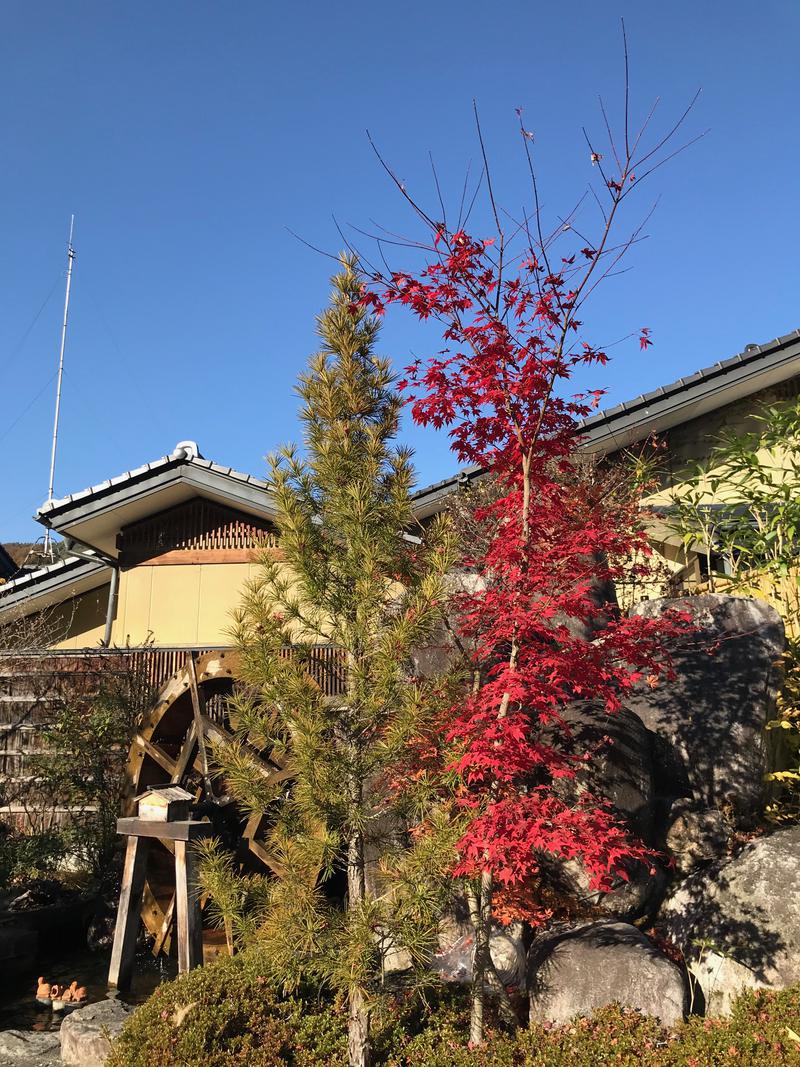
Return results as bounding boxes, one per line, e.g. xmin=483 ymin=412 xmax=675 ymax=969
xmin=578 ymin=327 xmax=800 ymax=452
xmin=0 ymin=555 xmax=110 ymax=616
xmin=36 ymin=442 xmax=278 ymax=559
xmin=0 ymin=545 xmax=17 ymax=582
xmin=412 ymin=327 xmax=800 ymax=512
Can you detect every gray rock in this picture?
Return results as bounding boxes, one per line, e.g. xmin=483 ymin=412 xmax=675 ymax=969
xmin=660 ymin=825 xmax=800 ymax=1003
xmin=60 ymin=998 xmax=132 ymax=1067
xmin=551 ymin=702 xmax=657 ymax=841
xmin=541 ymin=702 xmax=664 ymax=920
xmin=666 ymin=803 xmax=729 ymax=872
xmin=528 ymin=921 xmax=687 ymax=1027
xmin=628 ymin=595 xmax=784 ymax=822
xmin=433 ymin=912 xmax=527 ymax=987
xmin=0 ymin=1029 xmax=60 ymax=1066
xmin=689 ymin=951 xmax=769 ymax=1017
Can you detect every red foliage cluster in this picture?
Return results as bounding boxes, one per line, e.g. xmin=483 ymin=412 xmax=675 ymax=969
xmin=365 ymin=216 xmax=688 ymax=924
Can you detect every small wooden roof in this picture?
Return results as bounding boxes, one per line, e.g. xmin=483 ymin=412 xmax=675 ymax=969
xmin=135 ymin=786 xmax=194 ymax=804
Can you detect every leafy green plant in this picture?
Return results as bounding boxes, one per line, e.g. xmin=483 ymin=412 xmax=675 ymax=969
xmin=106 ymin=953 xmax=800 ymax=1067
xmin=25 ymin=659 xmax=152 ymax=883
xmin=0 ymin=825 xmax=66 ymax=885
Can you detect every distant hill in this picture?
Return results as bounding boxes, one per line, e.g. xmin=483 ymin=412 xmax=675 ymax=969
xmin=3 ymin=542 xmax=42 ymax=568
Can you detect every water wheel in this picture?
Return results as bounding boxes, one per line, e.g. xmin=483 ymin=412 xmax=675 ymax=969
xmin=125 ymin=649 xmax=293 ymax=958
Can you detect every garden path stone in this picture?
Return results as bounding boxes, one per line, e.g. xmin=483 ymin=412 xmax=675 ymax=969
xmin=59 ymin=998 xmax=132 ymax=1067
xmin=528 ymin=920 xmax=687 ymax=1027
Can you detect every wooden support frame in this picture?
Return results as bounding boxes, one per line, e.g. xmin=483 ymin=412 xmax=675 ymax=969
xmin=108 ymin=835 xmax=151 ymax=991
xmin=108 ymin=819 xmax=213 ymax=991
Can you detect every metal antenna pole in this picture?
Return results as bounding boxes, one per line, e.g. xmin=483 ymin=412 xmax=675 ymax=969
xmin=44 ymin=215 xmax=75 ymax=557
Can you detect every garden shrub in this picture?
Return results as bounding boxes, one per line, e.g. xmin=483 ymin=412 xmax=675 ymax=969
xmin=107 ymin=953 xmax=800 ymax=1067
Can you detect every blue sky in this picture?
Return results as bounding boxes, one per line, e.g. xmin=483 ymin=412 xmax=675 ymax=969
xmin=1 ymin=1 xmax=798 ymax=542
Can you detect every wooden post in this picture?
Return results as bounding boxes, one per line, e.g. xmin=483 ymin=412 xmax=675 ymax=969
xmin=174 ymin=839 xmax=204 ymax=973
xmin=108 ymin=818 xmax=213 ymax=992
xmin=108 ymin=835 xmax=150 ymax=991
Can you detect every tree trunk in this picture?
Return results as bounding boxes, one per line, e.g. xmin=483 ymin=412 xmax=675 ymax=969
xmin=347 ymin=825 xmax=371 ymax=1067
xmin=468 ymin=869 xmax=493 ymax=1046
xmin=348 ymin=984 xmax=371 ymax=1067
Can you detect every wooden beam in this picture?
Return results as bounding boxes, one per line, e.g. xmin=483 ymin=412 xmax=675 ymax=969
xmin=152 ymin=893 xmax=175 ymax=958
xmin=174 ymin=840 xmax=204 ymax=974
xmin=187 ymin=655 xmax=214 ymax=795
xmin=116 ymin=818 xmax=214 ymax=842
xmin=170 ymin=722 xmax=197 ymax=785
xmin=108 ymin=835 xmax=150 ymax=991
xmin=134 ymin=736 xmax=176 ymax=776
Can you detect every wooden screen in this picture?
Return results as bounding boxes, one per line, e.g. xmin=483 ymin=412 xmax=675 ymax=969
xmin=118 ymin=499 xmax=279 ymax=565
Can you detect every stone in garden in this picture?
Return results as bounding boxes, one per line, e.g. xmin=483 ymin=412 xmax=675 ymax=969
xmin=628 ymin=594 xmax=784 ymax=822
xmin=60 ymin=998 xmax=133 ymax=1067
xmin=433 ymin=910 xmax=527 ymax=987
xmin=660 ymin=824 xmax=800 ymax=1009
xmin=689 ymin=951 xmax=770 ymax=1017
xmin=665 ymin=802 xmax=729 ymax=871
xmin=0 ymin=1028 xmax=60 ymax=1066
xmin=528 ymin=920 xmax=687 ymax=1027
xmin=542 ymin=701 xmax=666 ymax=920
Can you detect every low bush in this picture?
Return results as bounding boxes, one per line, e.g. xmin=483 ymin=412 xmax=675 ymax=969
xmin=107 ymin=952 xmax=800 ymax=1067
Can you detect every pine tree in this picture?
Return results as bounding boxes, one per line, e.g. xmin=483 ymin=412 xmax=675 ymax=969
xmin=211 ymin=255 xmax=456 ymax=1067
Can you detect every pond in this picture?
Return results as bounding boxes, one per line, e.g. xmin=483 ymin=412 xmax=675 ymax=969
xmin=0 ymin=946 xmax=176 ymax=1032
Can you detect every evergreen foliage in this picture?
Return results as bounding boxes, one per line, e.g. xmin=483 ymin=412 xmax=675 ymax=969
xmin=207 ymin=255 xmax=457 ymax=1067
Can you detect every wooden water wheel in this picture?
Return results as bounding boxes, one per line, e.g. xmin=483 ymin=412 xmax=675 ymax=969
xmin=124 ymin=649 xmax=295 ymax=958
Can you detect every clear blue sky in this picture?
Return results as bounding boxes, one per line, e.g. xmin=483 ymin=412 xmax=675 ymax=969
xmin=1 ymin=1 xmax=798 ymax=542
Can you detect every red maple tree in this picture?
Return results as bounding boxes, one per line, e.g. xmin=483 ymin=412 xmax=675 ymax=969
xmin=361 ymin=47 xmax=700 ymax=1043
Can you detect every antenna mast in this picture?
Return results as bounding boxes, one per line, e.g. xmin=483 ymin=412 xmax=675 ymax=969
xmin=44 ymin=216 xmax=75 ymax=557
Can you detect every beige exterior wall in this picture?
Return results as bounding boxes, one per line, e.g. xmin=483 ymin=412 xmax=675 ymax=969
xmin=111 ymin=561 xmax=260 ymax=647
xmin=52 ymin=586 xmax=110 ymax=649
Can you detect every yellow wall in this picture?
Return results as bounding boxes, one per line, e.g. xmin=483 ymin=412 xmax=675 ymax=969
xmin=112 ymin=561 xmax=260 ymax=646
xmin=615 ymin=375 xmax=800 ymax=602
xmin=52 ymin=586 xmax=110 ymax=649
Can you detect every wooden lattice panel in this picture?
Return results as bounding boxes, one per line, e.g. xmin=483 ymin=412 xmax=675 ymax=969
xmin=118 ymin=499 xmax=279 ymax=565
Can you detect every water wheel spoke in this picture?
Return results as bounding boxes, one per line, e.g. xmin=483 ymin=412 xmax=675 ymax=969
xmin=247 ymin=837 xmax=285 ymax=878
xmin=200 ymin=712 xmax=289 ymax=784
xmin=135 ymin=735 xmax=177 ymax=776
xmin=170 ymin=723 xmax=197 ymax=784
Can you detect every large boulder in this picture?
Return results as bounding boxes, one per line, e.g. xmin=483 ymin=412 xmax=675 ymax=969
xmin=628 ymin=594 xmax=784 ymax=823
xmin=542 ymin=701 xmax=666 ymax=920
xmin=660 ymin=825 xmax=800 ymax=1012
xmin=528 ymin=921 xmax=687 ymax=1027
xmin=550 ymin=702 xmax=657 ymax=841
xmin=60 ymin=998 xmax=132 ymax=1067
xmin=0 ymin=1029 xmax=60 ymax=1067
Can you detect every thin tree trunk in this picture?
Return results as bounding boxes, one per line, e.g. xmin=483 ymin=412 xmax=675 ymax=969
xmin=348 ymin=984 xmax=371 ymax=1067
xmin=468 ymin=869 xmax=493 ymax=1045
xmin=347 ymin=820 xmax=371 ymax=1067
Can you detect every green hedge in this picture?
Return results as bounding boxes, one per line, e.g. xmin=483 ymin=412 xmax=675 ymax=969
xmin=107 ymin=953 xmax=800 ymax=1067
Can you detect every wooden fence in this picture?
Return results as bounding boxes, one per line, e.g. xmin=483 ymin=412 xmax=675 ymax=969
xmin=0 ymin=643 xmax=345 ymax=830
